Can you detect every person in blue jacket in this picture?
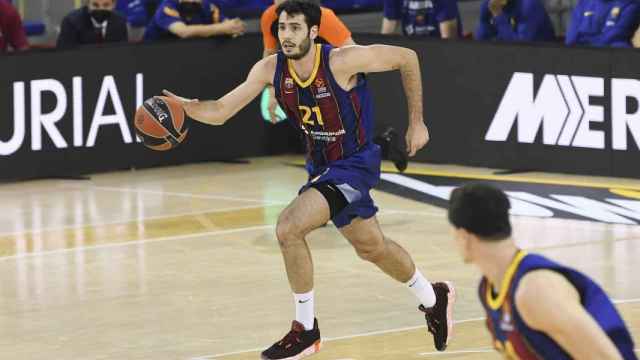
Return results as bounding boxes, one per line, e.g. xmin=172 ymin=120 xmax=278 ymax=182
xmin=476 ymin=0 xmax=556 ymax=41
xmin=143 ymin=0 xmax=245 ymax=41
xmin=565 ymin=0 xmax=640 ymax=47
xmin=381 ymin=0 xmax=463 ymax=39
xmin=116 ymin=0 xmax=161 ymax=28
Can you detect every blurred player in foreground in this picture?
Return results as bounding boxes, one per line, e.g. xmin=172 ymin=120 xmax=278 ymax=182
xmin=448 ymin=183 xmax=636 ymax=359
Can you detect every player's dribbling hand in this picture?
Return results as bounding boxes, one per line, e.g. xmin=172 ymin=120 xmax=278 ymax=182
xmin=405 ymin=121 xmax=430 ymax=157
xmin=161 ymin=90 xmax=199 ymax=114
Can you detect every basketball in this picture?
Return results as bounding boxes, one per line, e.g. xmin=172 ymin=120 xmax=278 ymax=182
xmin=134 ymin=96 xmax=189 ymax=151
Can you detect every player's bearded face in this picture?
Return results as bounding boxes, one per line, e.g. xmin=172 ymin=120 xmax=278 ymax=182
xmin=278 ymin=13 xmax=316 ymax=60
xmin=283 ymin=36 xmax=312 ymax=60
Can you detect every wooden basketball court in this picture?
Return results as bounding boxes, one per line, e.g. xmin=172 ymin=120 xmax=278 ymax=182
xmin=0 ymin=156 xmax=637 ymax=359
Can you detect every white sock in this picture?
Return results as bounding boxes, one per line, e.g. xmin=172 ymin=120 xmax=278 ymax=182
xmin=294 ymin=290 xmax=315 ymax=330
xmin=406 ymin=269 xmax=436 ymax=308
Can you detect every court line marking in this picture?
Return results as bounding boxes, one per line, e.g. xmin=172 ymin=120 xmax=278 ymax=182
xmin=326 ymin=317 xmax=485 ymax=342
xmin=0 ymin=197 xmax=635 ymax=357
xmin=381 ymin=209 xmax=444 ymax=218
xmin=0 ymin=210 xmax=440 ymax=259
xmin=394 ymin=168 xmax=640 ymax=192
xmin=0 ymin=207 xmax=436 ymax=238
xmin=613 ymin=298 xmax=640 ymax=304
xmin=191 ymin=300 xmax=640 ymax=359
xmin=2 ymin=207 xmax=640 ymax=262
xmin=286 ymin=160 xmax=640 ymax=191
xmin=188 ymin=317 xmax=486 ymax=360
xmin=0 ymin=202 xmax=287 ymax=238
xmin=0 ymin=224 xmax=276 ymax=262
xmin=59 ymin=184 xmax=283 ymax=205
xmin=418 ymin=348 xmax=494 ymax=356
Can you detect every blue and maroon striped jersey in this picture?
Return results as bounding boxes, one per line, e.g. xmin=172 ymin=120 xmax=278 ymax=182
xmin=478 ymin=250 xmax=636 ymax=359
xmin=273 ymin=44 xmax=374 ymax=170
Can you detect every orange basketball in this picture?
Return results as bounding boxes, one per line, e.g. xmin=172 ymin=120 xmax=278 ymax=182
xmin=134 ymin=96 xmax=189 ymax=151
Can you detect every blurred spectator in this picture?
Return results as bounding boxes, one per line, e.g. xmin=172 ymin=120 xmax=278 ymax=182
xmin=476 ymin=0 xmax=556 ymax=41
xmin=116 ymin=0 xmax=161 ymax=40
xmin=0 ymin=0 xmax=29 ymax=52
xmin=634 ymin=24 xmax=640 ymax=47
xmin=565 ymin=0 xmax=640 ymax=47
xmin=261 ymin=0 xmax=354 ymax=58
xmin=57 ymin=0 xmax=128 ymax=48
xmin=116 ymin=0 xmax=161 ymax=27
xmin=380 ymin=0 xmax=462 ymax=39
xmin=544 ymin=0 xmax=576 ymax=36
xmin=143 ymin=0 xmax=245 ymax=41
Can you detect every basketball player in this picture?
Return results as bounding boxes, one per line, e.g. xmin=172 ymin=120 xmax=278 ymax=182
xmin=163 ymin=1 xmax=455 ymax=359
xmin=448 ymin=183 xmax=637 ymax=359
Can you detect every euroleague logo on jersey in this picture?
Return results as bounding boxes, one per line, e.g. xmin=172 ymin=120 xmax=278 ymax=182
xmin=314 ymin=77 xmax=331 ymax=99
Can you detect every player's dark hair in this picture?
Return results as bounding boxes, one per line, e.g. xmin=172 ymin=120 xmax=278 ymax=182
xmin=448 ymin=184 xmax=512 ymax=241
xmin=276 ymin=0 xmax=321 ymax=30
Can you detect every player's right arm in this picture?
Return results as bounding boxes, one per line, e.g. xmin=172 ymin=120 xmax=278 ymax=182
xmin=515 ymin=270 xmax=623 ymax=359
xmin=330 ymin=45 xmax=428 ymax=156
xmin=163 ymin=56 xmax=276 ymax=126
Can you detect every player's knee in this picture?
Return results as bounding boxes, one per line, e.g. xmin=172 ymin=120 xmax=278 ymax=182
xmin=355 ymin=240 xmax=387 ymax=263
xmin=276 ymin=213 xmax=304 ymax=248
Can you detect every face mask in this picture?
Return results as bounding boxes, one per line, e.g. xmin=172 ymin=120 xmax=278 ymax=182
xmin=90 ymin=9 xmax=112 ymax=23
xmin=177 ymin=2 xmax=203 ymax=19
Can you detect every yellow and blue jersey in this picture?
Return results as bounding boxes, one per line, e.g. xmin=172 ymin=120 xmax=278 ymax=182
xmin=273 ymin=44 xmax=375 ymax=172
xmin=479 ymin=250 xmax=636 ymax=359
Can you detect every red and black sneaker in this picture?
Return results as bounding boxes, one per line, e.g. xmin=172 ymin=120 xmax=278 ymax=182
xmin=261 ymin=318 xmax=322 ymax=360
xmin=419 ymin=281 xmax=456 ymax=351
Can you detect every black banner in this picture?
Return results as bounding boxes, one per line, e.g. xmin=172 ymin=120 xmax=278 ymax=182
xmin=358 ymin=35 xmax=640 ymax=178
xmin=0 ymin=36 xmax=278 ymax=181
xmin=2 ymin=34 xmax=640 ymax=180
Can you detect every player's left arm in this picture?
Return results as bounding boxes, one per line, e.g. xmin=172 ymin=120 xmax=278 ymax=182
xmin=330 ymin=45 xmax=428 ymax=156
xmin=515 ymin=270 xmax=624 ymax=360
xmin=163 ymin=56 xmax=275 ymax=126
